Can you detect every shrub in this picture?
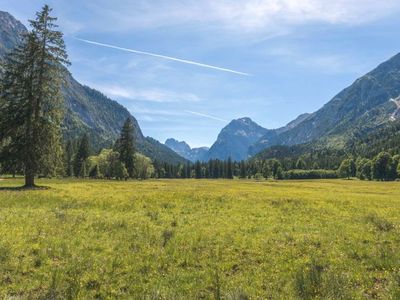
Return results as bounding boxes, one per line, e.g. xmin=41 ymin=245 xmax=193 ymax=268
xmin=254 ymin=173 xmax=264 ymax=180
xmin=284 ymin=169 xmax=338 ymax=180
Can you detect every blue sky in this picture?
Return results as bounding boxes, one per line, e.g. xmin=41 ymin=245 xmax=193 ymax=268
xmin=3 ymin=0 xmax=400 ymax=147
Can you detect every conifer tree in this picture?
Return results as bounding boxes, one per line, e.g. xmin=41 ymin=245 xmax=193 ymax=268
xmin=227 ymin=157 xmax=233 ymax=179
xmin=0 ymin=5 xmax=69 ymax=187
xmin=195 ymin=161 xmax=202 ymax=179
xmin=74 ymin=134 xmax=90 ymax=177
xmin=65 ymin=140 xmax=75 ymax=177
xmin=114 ymin=117 xmax=136 ymax=178
xmin=296 ymin=158 xmax=307 ymax=169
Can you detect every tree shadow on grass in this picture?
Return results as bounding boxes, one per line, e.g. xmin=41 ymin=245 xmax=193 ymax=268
xmin=0 ymin=185 xmax=50 ymax=191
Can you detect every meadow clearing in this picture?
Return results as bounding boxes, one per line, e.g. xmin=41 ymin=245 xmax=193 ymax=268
xmin=0 ymin=179 xmax=399 ymax=299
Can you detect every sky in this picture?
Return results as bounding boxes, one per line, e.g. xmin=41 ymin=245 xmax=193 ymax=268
xmin=2 ymin=0 xmax=400 ymax=147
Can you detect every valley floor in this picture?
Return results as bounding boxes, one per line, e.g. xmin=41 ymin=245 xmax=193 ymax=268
xmin=0 ymin=179 xmax=399 ymax=298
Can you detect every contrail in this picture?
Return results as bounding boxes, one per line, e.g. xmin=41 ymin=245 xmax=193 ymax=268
xmin=74 ymin=37 xmax=251 ymax=76
xmin=184 ymin=110 xmax=228 ymax=122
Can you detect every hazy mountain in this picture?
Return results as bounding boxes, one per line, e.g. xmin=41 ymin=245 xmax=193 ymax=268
xmin=0 ymin=11 xmax=26 ymax=58
xmin=0 ymin=11 xmax=187 ymax=164
xmin=251 ymin=53 xmax=400 ymax=155
xmin=165 ymin=138 xmax=209 ymax=162
xmin=249 ymin=113 xmax=311 ymax=155
xmin=206 ymin=117 xmax=268 ymax=161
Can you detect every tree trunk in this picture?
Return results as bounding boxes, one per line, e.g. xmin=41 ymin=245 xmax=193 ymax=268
xmin=24 ymin=168 xmax=35 ymax=188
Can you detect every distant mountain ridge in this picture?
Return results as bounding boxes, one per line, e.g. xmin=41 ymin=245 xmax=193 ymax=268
xmin=0 ymin=11 xmax=187 ymax=164
xmin=166 ymin=115 xmax=316 ymax=162
xmin=251 ymin=53 xmax=400 ymax=155
xmin=165 ymin=138 xmax=209 ymax=162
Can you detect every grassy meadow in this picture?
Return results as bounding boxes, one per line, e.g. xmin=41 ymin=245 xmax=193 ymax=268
xmin=0 ymin=178 xmax=399 ymax=299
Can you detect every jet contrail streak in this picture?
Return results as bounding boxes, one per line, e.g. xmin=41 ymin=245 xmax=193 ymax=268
xmin=184 ymin=110 xmax=228 ymax=122
xmin=74 ymin=37 xmax=251 ymax=76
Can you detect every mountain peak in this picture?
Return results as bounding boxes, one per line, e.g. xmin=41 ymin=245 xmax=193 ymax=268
xmin=165 ymin=138 xmax=208 ymax=162
xmin=235 ymin=117 xmax=252 ymax=122
xmin=206 ymin=117 xmax=268 ymax=161
xmin=165 ymin=138 xmax=191 ymax=152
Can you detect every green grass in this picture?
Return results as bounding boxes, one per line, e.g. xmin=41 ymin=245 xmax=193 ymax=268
xmin=0 ymin=178 xmax=399 ymax=299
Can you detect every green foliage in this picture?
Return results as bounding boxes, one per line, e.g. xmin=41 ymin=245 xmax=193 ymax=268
xmin=295 ymin=158 xmax=307 ymax=169
xmin=372 ymin=152 xmax=396 ymax=181
xmin=0 ymin=5 xmax=68 ymax=187
xmin=338 ymin=158 xmax=356 ymax=179
xmin=114 ymin=117 xmax=136 ymax=178
xmin=79 ymin=162 xmax=87 ymax=178
xmin=87 ymin=149 xmax=131 ymax=180
xmin=356 ymin=158 xmax=373 ymax=180
xmin=284 ymin=169 xmax=338 ymax=180
xmin=253 ymin=173 xmax=264 ymax=180
xmin=88 ymin=164 xmax=101 ymax=179
xmin=134 ymin=153 xmax=154 ymax=179
xmin=269 ymin=159 xmax=283 ymax=179
xmin=397 ymin=163 xmax=400 ymax=179
xmin=114 ymin=160 xmax=128 ymax=180
xmin=64 ymin=140 xmax=75 ymax=177
xmin=73 ymin=134 xmax=90 ymax=177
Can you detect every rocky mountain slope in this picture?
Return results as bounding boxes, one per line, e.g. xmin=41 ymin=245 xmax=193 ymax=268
xmin=251 ymin=53 xmax=400 ymax=155
xmin=205 ymin=117 xmax=268 ymax=161
xmin=0 ymin=11 xmax=186 ymax=164
xmin=165 ymin=138 xmax=209 ymax=162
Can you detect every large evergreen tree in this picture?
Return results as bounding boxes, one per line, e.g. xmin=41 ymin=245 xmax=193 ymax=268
xmin=114 ymin=117 xmax=136 ymax=178
xmin=0 ymin=5 xmax=69 ymax=187
xmin=74 ymin=134 xmax=90 ymax=177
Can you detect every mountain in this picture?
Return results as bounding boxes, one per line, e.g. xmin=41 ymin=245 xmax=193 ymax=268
xmin=251 ymin=53 xmax=400 ymax=155
xmin=205 ymin=117 xmax=268 ymax=161
xmin=0 ymin=11 xmax=187 ymax=164
xmin=0 ymin=11 xmax=26 ymax=58
xmin=165 ymin=138 xmax=209 ymax=162
xmin=249 ymin=113 xmax=311 ymax=155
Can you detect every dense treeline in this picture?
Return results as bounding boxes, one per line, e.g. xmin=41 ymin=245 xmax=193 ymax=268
xmin=2 ymin=120 xmax=400 ymax=181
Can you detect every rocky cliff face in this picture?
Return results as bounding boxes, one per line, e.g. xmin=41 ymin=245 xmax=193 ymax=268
xmin=165 ymin=138 xmax=208 ymax=162
xmin=205 ymin=117 xmax=268 ymax=161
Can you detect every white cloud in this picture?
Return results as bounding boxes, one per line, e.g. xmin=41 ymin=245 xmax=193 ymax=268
xmin=263 ymin=46 xmax=367 ymax=74
xmin=81 ymin=0 xmax=400 ymax=34
xmin=94 ymin=84 xmax=201 ymax=103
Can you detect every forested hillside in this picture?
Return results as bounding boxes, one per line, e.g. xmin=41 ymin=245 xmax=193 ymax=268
xmin=0 ymin=11 xmax=186 ymax=164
